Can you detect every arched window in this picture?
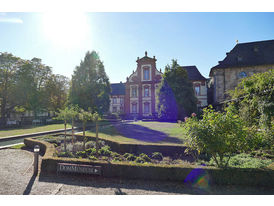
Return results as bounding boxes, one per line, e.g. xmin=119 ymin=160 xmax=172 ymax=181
xmin=144 ymin=86 xmax=149 ymax=97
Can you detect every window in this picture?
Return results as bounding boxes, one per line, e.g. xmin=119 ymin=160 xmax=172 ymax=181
xmin=113 ymin=97 xmax=117 ymax=104
xmin=132 ymin=103 xmax=137 ymax=113
xmin=143 ymin=68 xmax=150 ymax=80
xmin=120 ymin=106 xmax=124 ymax=112
xmin=132 ymin=87 xmax=137 ymax=97
xmin=144 ymin=87 xmax=149 ymax=97
xmin=113 ymin=106 xmax=117 ymax=113
xmin=120 ymin=97 xmax=124 ymax=104
xmin=195 ymin=85 xmax=200 ymax=96
xmin=238 ymin=71 xmax=247 ymax=79
xmin=144 ymin=102 xmax=150 ymax=113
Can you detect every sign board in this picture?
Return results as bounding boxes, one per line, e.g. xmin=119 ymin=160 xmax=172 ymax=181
xmin=57 ymin=163 xmax=101 ymax=175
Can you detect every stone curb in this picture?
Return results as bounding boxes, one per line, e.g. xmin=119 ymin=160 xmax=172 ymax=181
xmin=0 ymin=128 xmax=75 ymax=142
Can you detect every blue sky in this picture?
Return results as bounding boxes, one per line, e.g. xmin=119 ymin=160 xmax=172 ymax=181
xmin=1 ymin=12 xmax=274 ymax=82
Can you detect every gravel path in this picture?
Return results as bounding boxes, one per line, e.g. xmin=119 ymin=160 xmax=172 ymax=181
xmin=0 ymin=149 xmax=273 ymax=195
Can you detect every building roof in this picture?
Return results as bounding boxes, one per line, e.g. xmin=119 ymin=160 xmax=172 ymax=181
xmin=179 ymin=66 xmax=207 ymax=81
xmin=210 ymin=39 xmax=274 ymax=75
xmin=110 ymin=83 xmax=125 ymax=95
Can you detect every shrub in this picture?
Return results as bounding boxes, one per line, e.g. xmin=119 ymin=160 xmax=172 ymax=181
xmin=152 ymin=152 xmax=163 ymax=161
xmin=99 ymin=145 xmax=111 ymax=156
xmin=207 ymin=153 xmax=273 ymax=169
xmin=85 ymin=141 xmax=95 ymax=149
xmin=123 ymin=153 xmax=131 ymax=159
xmin=135 ymin=157 xmax=145 ymax=163
xmin=101 ymin=156 xmax=109 ymax=161
xmin=111 ymin=152 xmax=121 ymax=158
xmin=139 ymin=153 xmax=151 ymax=162
xmin=182 ymin=105 xmax=257 ymax=168
xmin=125 ymin=154 xmax=136 ymax=161
xmin=58 ymin=151 xmax=74 ymax=158
xmin=89 ymin=155 xmax=97 ymax=161
xmin=85 ymin=148 xmax=97 ymax=156
xmin=75 ymin=151 xmax=87 ymax=158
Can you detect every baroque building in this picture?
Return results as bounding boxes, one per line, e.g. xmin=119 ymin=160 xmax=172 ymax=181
xmin=209 ymin=39 xmax=274 ymax=104
xmin=109 ymin=52 xmax=208 ymax=119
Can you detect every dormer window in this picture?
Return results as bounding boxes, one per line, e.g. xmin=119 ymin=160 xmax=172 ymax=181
xmin=143 ymin=68 xmax=150 ymax=80
xmin=238 ymin=71 xmax=247 ymax=79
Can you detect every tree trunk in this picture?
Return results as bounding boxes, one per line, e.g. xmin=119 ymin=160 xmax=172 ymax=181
xmin=64 ymin=122 xmax=67 ymax=152
xmin=83 ymin=122 xmax=86 ymax=150
xmin=95 ymin=121 xmax=99 ymax=157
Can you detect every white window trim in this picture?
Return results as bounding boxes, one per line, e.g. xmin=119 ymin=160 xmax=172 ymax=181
xmin=141 ymin=64 xmax=152 ymax=81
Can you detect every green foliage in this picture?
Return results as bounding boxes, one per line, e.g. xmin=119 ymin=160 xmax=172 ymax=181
xmin=85 ymin=141 xmax=95 ymax=149
xmin=58 ymin=151 xmax=74 ymax=158
xmin=138 ymin=153 xmax=151 ymax=163
xmin=111 ymin=152 xmax=120 ymax=158
xmin=229 ymin=70 xmax=274 ymax=148
xmin=152 ymin=152 xmax=164 ymax=161
xmin=157 ymin=59 xmax=197 ymax=120
xmin=88 ymin=155 xmax=97 ymax=161
xmin=68 ymin=51 xmax=111 ymax=114
xmin=75 ymin=151 xmax=87 ymax=158
xmin=182 ymin=105 xmax=257 ymax=168
xmin=99 ymin=145 xmax=111 ymax=156
xmin=207 ymin=153 xmax=273 ymax=169
xmin=123 ymin=153 xmax=136 ymax=161
xmin=85 ymin=148 xmax=97 ymax=156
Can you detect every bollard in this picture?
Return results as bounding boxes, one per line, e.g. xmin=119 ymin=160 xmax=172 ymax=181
xmin=33 ymin=145 xmax=40 ymax=175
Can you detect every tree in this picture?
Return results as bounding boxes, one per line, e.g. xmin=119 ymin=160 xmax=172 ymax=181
xmin=229 ymin=69 xmax=274 ymax=147
xmin=78 ymin=108 xmax=93 ymax=150
xmin=90 ymin=112 xmax=101 ymax=156
xmin=55 ymin=107 xmax=72 ymax=152
xmin=0 ymin=52 xmax=23 ymax=127
xmin=14 ymin=58 xmax=52 ymax=117
xmin=157 ymin=59 xmax=197 ymax=121
xmin=182 ymin=105 xmax=257 ymax=168
xmin=68 ymin=51 xmax=111 ymax=114
xmin=44 ymin=74 xmax=69 ymax=112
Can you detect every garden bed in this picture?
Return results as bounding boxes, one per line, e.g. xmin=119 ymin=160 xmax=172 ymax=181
xmin=24 ymin=136 xmax=274 ymax=187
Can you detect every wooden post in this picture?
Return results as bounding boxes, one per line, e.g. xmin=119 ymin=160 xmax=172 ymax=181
xmin=96 ymin=121 xmax=99 ymax=157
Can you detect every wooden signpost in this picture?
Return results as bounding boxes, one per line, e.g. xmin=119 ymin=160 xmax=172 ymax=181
xmin=57 ymin=163 xmax=102 ymax=175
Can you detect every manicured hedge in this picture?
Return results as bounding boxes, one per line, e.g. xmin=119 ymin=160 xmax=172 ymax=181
xmin=24 ymin=138 xmax=274 ymax=187
xmin=56 ymin=133 xmax=189 ymax=158
xmin=24 ymin=138 xmax=56 ymax=158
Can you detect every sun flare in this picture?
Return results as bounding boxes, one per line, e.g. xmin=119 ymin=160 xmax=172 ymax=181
xmin=42 ymin=12 xmax=89 ymax=49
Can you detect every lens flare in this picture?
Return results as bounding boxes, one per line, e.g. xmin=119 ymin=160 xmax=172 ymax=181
xmin=184 ymin=168 xmax=210 ymax=190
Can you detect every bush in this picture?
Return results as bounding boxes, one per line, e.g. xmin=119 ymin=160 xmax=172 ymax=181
xmin=85 ymin=148 xmax=97 ymax=156
xmin=75 ymin=151 xmax=87 ymax=158
xmin=111 ymin=152 xmax=121 ymax=158
xmin=125 ymin=153 xmax=136 ymax=161
xmin=99 ymin=145 xmax=111 ymax=156
xmin=207 ymin=153 xmax=273 ymax=169
xmin=135 ymin=157 xmax=145 ymax=163
xmin=58 ymin=151 xmax=74 ymax=158
xmin=89 ymin=155 xmax=97 ymax=161
xmin=139 ymin=153 xmax=151 ymax=162
xmin=85 ymin=141 xmax=95 ymax=149
xmin=101 ymin=156 xmax=109 ymax=161
xmin=182 ymin=105 xmax=257 ymax=168
xmin=152 ymin=152 xmax=163 ymax=161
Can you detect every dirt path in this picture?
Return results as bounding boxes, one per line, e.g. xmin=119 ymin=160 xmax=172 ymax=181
xmin=0 ymin=149 xmax=273 ymax=195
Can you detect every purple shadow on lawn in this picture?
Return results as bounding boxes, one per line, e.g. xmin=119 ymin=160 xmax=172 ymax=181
xmin=113 ymin=123 xmax=183 ymax=144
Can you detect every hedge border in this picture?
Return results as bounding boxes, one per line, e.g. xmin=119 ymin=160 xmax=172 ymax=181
xmin=24 ymin=137 xmax=274 ymax=187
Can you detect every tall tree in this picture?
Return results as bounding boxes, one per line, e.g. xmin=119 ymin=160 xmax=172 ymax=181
xmin=0 ymin=52 xmax=22 ymax=127
xmin=68 ymin=51 xmax=111 ymax=114
xmin=14 ymin=58 xmax=52 ymax=117
xmin=157 ymin=59 xmax=197 ymax=121
xmin=45 ymin=74 xmax=69 ymax=112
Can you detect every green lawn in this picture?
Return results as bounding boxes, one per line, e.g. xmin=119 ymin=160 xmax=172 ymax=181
xmin=0 ymin=124 xmax=71 ymax=138
xmin=85 ymin=121 xmax=186 ymax=145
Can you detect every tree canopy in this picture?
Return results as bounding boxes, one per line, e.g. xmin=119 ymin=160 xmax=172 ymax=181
xmin=68 ymin=51 xmax=111 ymax=114
xmin=157 ymin=59 xmax=197 ymax=121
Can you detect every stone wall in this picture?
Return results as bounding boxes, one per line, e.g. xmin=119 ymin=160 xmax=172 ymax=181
xmin=212 ymin=64 xmax=274 ymax=104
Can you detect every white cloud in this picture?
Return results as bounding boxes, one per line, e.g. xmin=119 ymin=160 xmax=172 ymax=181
xmin=0 ymin=17 xmax=23 ymax=23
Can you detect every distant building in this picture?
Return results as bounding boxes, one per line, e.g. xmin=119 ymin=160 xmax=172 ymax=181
xmin=109 ymin=52 xmax=208 ymax=119
xmin=209 ymin=39 xmax=274 ymax=104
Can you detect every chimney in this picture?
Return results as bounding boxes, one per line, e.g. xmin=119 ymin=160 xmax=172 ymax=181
xmin=153 ymin=56 xmax=155 ymax=59
xmin=145 ymin=51 xmax=147 ymax=56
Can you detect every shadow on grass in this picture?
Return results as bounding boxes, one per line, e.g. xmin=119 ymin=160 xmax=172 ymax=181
xmin=37 ymin=172 xmax=274 ymax=195
xmin=88 ymin=122 xmax=184 ymax=144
